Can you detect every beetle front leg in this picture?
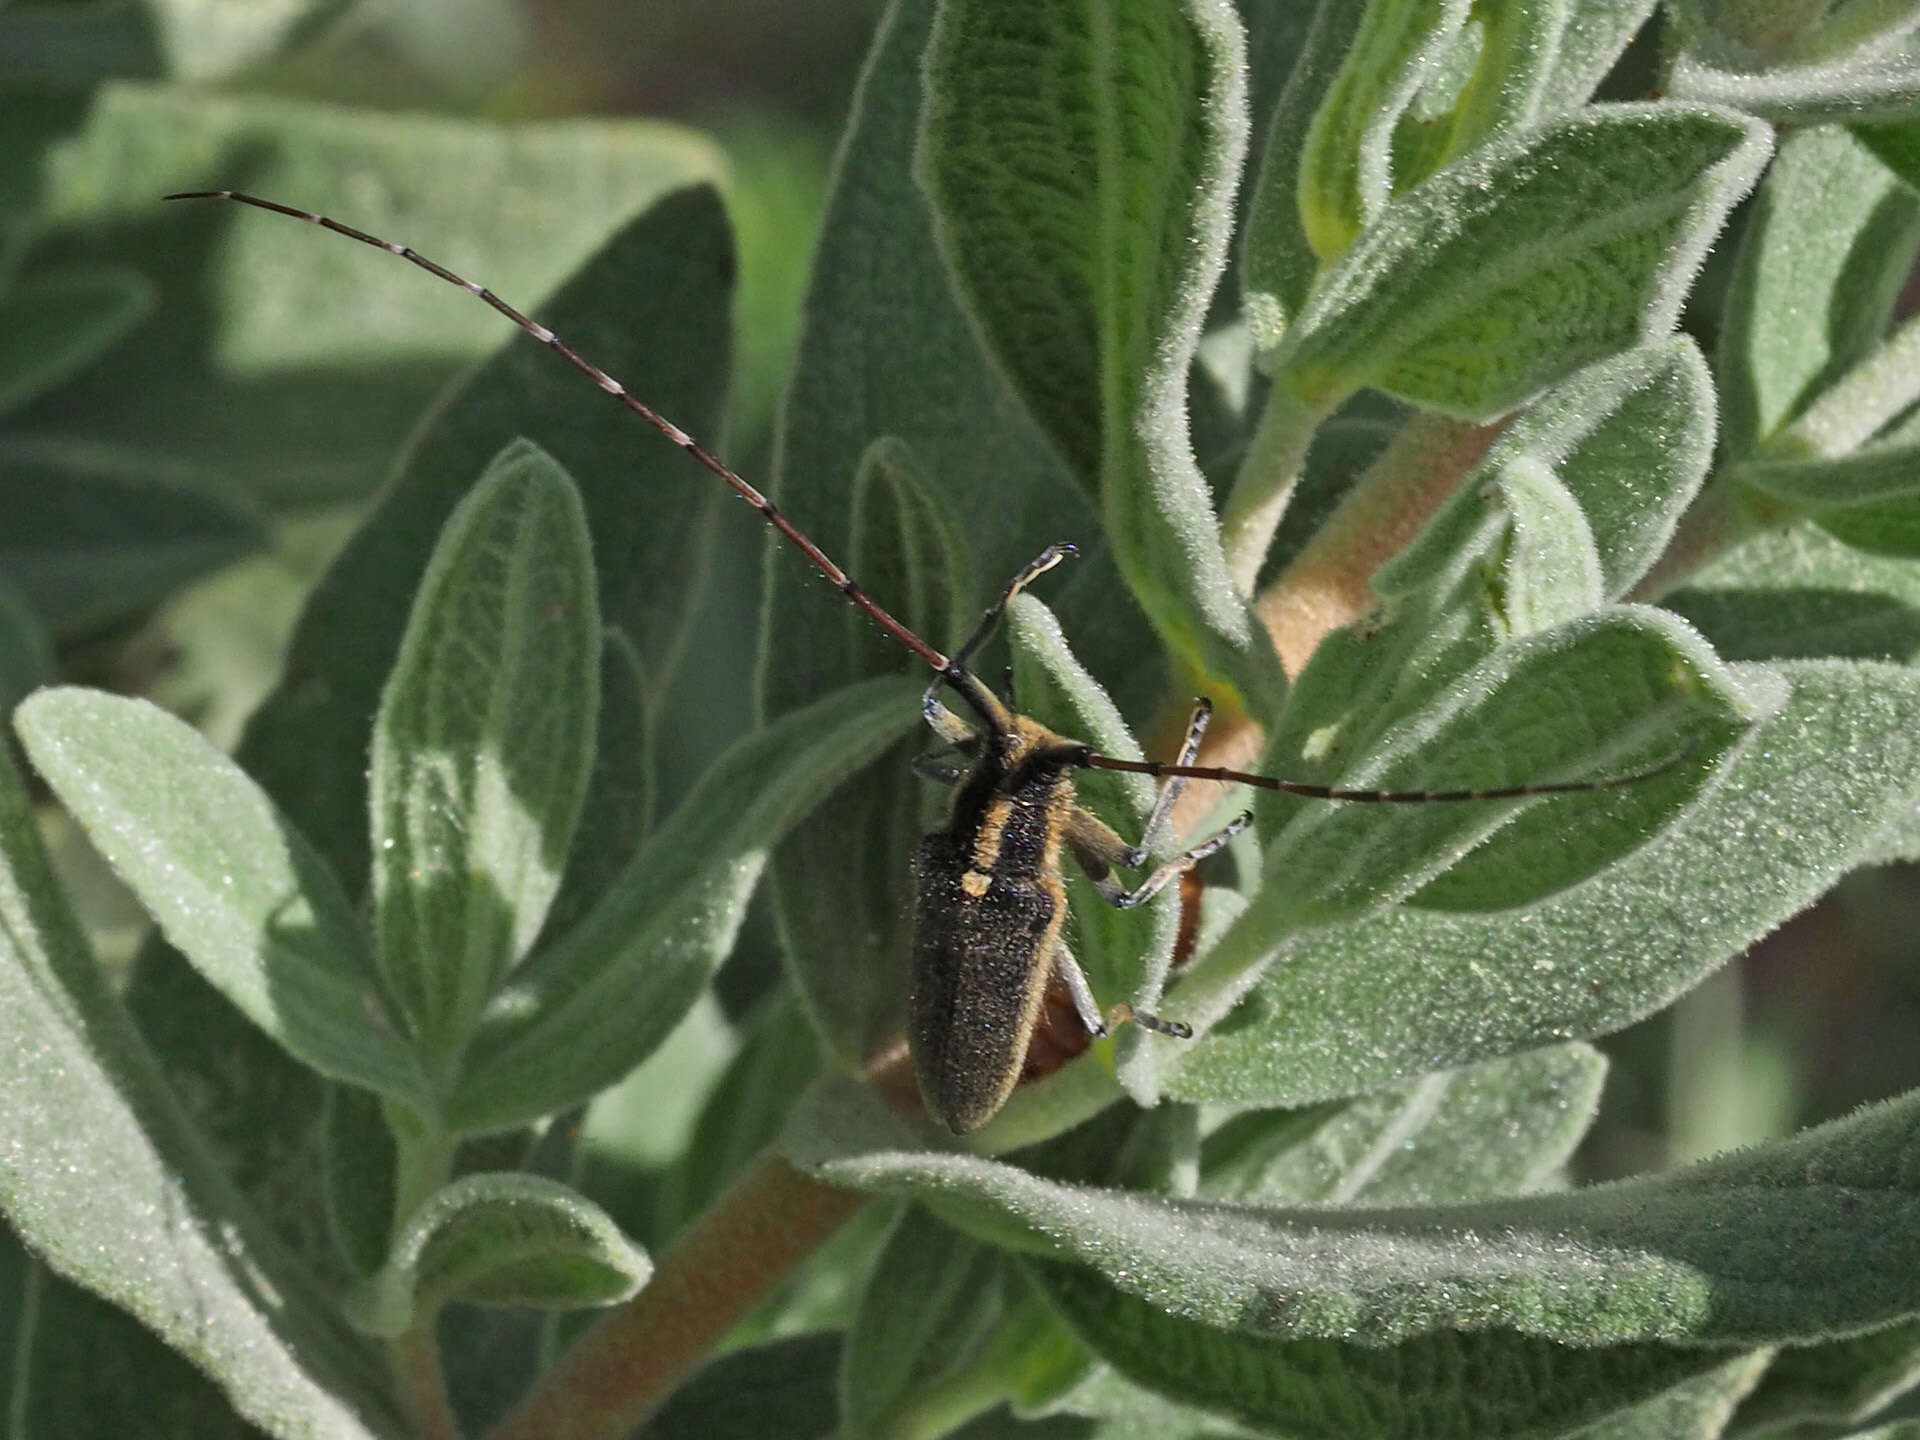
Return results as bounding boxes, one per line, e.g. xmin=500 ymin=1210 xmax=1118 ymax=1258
xmin=1066 ymin=806 xmax=1253 ymax=913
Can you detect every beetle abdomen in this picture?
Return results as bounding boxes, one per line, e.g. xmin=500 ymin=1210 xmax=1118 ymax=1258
xmin=910 ymin=825 xmax=1065 ymax=1133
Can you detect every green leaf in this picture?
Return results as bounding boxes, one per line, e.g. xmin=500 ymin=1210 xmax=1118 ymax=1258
xmin=1296 ymin=0 xmax=1471 ymax=262
xmin=0 ymin=435 xmax=265 ymax=639
xmin=351 ymin=1173 xmax=649 ymax=1337
xmin=235 ymin=186 xmax=733 ymax=910
xmin=634 ymin=1332 xmax=842 ymax=1440
xmin=0 ymin=737 xmax=401 ymax=1439
xmin=1168 ymin=659 xmax=1920 ymax=1107
xmin=1234 ymin=609 xmax=1745 ymax=937
xmin=809 ymin=1082 xmax=1920 ymax=1348
xmin=780 ymin=438 xmax=971 ymax=1069
xmin=1268 ymin=104 xmax=1772 ymax=420
xmin=0 ymin=4 xmax=162 ymax=89
xmin=1730 ymin=1318 xmax=1920 ymax=1438
xmin=370 ymin=440 xmax=599 ymax=1054
xmin=1668 ymin=23 xmax=1920 ymax=124
xmin=34 ymin=85 xmax=722 ymax=502
xmin=14 ymin=688 xmax=428 ymax=1106
xmin=1738 ymin=441 xmax=1920 ymax=509
xmin=1719 ymin=125 xmax=1920 ymax=461
xmin=323 ymin=1085 xmax=397 ymax=1279
xmin=1537 ymin=2 xmax=1660 ymax=114
xmin=1573 ymin=1352 xmax=1769 ymax=1440
xmin=1007 ymin=594 xmax=1178 ymax=1055
xmin=1855 ymin=116 xmax=1920 ymax=192
xmin=1033 ymin=1261 xmax=1744 ymax=1440
xmin=0 ymin=266 xmax=153 ymax=415
xmin=448 ymin=675 xmax=922 ymax=1134
xmin=0 ymin=574 xmax=52 ymax=721
xmin=1241 ymin=0 xmax=1369 ymax=347
xmin=1200 ymin=1043 xmax=1608 ymax=1207
xmin=1667 ymin=522 xmax=1920 ymax=666
xmin=841 ymin=1207 xmax=1003 ymax=1440
xmin=145 ymin=0 xmax=351 ymax=80
xmin=1484 ymin=339 xmax=1717 ymax=601
xmin=918 ymin=0 xmax=1282 ymax=710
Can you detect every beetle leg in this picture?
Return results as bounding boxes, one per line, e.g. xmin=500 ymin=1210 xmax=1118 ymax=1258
xmin=1050 ymin=942 xmax=1108 ymax=1039
xmin=1066 ymin=805 xmax=1253 ymax=912
xmin=922 ymin=690 xmax=977 ymax=746
xmin=1117 ymin=698 xmax=1213 ymax=867
xmin=1049 ymin=942 xmax=1191 ymax=1040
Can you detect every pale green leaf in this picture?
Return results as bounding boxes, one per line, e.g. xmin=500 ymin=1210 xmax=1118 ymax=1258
xmin=1669 ymin=22 xmax=1920 ymax=123
xmin=352 ymin=1173 xmax=649 ymax=1337
xmin=807 ymin=1083 xmax=1920 ymax=1348
xmin=1738 ymin=443 xmax=1920 ymax=509
xmin=14 ymin=688 xmax=427 ymax=1105
xmin=0 ymin=738 xmax=401 ymax=1439
xmin=1169 ymin=659 xmax=1920 ymax=1107
xmin=1572 ymin=1352 xmax=1769 ymax=1440
xmin=1269 ymin=104 xmax=1771 ymax=420
xmin=1719 ymin=125 xmax=1920 ymax=460
xmin=1200 ymin=1043 xmax=1608 ymax=1207
xmin=370 ymin=439 xmax=599 ymax=1052
xmin=448 ymin=676 xmax=922 ymax=1134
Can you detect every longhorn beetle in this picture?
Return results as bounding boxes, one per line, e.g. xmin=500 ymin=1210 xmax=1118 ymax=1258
xmin=164 ymin=190 xmax=1693 ymax=1134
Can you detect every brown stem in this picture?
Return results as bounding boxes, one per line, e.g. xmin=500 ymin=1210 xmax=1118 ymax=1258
xmin=487 ymin=1151 xmax=866 ymax=1440
xmin=1167 ymin=412 xmax=1502 ymax=831
xmin=1627 ymin=476 xmax=1797 ymax=603
xmin=390 ymin=1327 xmax=460 ymax=1440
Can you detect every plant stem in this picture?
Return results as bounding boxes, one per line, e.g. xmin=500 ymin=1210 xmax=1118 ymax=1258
xmin=487 ymin=1150 xmax=866 ymax=1440
xmin=389 ymin=1325 xmax=461 ymax=1440
xmin=1219 ymin=383 xmax=1324 ymax=595
xmin=1256 ymin=410 xmax=1500 ymax=674
xmin=1627 ymin=475 xmax=1798 ymax=602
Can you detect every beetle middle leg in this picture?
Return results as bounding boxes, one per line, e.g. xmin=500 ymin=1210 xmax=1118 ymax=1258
xmin=1048 ymin=940 xmax=1190 ymax=1040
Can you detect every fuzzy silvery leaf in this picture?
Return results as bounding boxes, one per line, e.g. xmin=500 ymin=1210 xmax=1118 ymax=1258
xmin=448 ymin=676 xmax=921 ymax=1134
xmin=351 ymin=1173 xmax=649 ymax=1337
xmin=14 ymin=688 xmax=427 ymax=1107
xmin=0 ymin=739 xmax=402 ymax=1440
xmin=1167 ymin=659 xmax=1920 ymax=1107
xmin=1719 ymin=125 xmax=1920 ymax=462
xmin=1729 ymin=1318 xmax=1920 ymax=1438
xmin=1268 ymin=104 xmax=1771 ymax=421
xmin=1668 ymin=14 xmax=1920 ymax=124
xmin=369 ymin=439 xmax=599 ymax=1056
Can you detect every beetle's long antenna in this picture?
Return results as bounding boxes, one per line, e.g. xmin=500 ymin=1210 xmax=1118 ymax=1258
xmin=162 ymin=188 xmax=958 ymax=679
xmin=1078 ymin=743 xmax=1699 ymax=801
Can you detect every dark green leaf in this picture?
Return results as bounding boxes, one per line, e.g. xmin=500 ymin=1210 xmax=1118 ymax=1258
xmin=14 ymin=688 xmax=427 ymax=1105
xmin=841 ymin=1207 xmax=1003 ymax=1440
xmin=449 ymin=676 xmax=922 ymax=1134
xmin=323 ymin=1085 xmax=397 ymax=1279
xmin=0 ymin=737 xmax=400 ymax=1438
xmin=0 ymin=575 xmax=52 ymax=721
xmin=370 ymin=440 xmax=599 ymax=1053
xmin=1241 ymin=0 xmax=1368 ymax=347
xmin=810 ymin=1083 xmax=1920 ymax=1348
xmin=1268 ymin=104 xmax=1771 ymax=420
xmin=351 ymin=1173 xmax=649 ymax=1336
xmin=1731 ymin=1319 xmax=1920 ymax=1438
xmin=0 ymin=435 xmax=264 ymax=639
xmin=781 ymin=438 xmax=971 ymax=1068
xmin=1571 ymin=1352 xmax=1769 ymax=1440
xmin=919 ymin=0 xmax=1282 ymax=710
xmin=0 ymin=266 xmax=153 ymax=415
xmin=634 ymin=1332 xmax=841 ymax=1440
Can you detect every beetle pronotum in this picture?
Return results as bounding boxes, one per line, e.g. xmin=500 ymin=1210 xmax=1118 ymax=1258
xmin=164 ymin=189 xmax=1691 ymax=1134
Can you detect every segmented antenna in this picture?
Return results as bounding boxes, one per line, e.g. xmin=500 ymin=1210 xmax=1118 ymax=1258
xmin=162 ymin=189 xmax=952 ymax=678
xmin=164 ymin=189 xmax=1694 ymax=805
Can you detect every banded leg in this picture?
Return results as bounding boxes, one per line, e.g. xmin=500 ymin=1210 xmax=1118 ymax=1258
xmin=922 ymin=544 xmax=1074 ymax=735
xmin=1050 ymin=943 xmax=1192 ymax=1041
xmin=1066 ymin=805 xmax=1253 ymax=913
xmin=1119 ymin=698 xmax=1213 ymax=868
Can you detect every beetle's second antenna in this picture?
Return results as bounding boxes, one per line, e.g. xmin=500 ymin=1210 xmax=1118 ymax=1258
xmin=162 ymin=188 xmax=956 ymax=678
